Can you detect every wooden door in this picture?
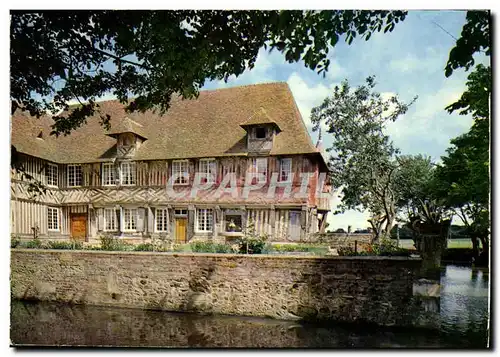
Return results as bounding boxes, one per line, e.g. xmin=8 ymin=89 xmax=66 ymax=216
xmin=175 ymin=218 xmax=187 ymax=244
xmin=70 ymin=213 xmax=87 ymax=241
xmin=288 ymin=211 xmax=301 ymax=241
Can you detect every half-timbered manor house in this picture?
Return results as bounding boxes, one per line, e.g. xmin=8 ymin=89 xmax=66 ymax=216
xmin=11 ymin=82 xmax=331 ymax=244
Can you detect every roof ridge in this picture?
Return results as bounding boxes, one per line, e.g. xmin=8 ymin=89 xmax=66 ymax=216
xmin=240 ymin=106 xmax=278 ymax=126
xmin=123 ymin=116 xmax=144 ymax=128
xmin=199 ymin=81 xmax=288 ymax=93
xmin=77 ymin=82 xmax=290 ymax=106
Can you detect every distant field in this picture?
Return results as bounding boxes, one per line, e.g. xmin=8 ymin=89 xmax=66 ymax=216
xmin=397 ymin=238 xmax=474 ymax=250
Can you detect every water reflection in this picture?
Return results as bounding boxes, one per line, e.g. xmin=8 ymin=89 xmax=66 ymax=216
xmin=439 ymin=265 xmax=489 ymax=348
xmin=10 ymin=264 xmax=490 ymax=348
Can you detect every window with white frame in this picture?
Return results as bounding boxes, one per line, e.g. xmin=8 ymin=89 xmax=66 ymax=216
xmin=102 ymin=163 xmax=116 ymax=186
xmin=172 ymin=160 xmax=189 ymax=185
xmin=155 ymin=208 xmax=168 ymax=232
xmin=175 ymin=209 xmax=187 ymax=216
xmin=47 ymin=207 xmax=59 ymax=231
xmin=104 ymin=208 xmax=117 ymax=231
xmin=199 ymin=159 xmax=217 ymax=184
xmin=67 ymin=164 xmax=83 ymax=187
xmin=123 ymin=208 xmax=138 ymax=231
xmin=120 ymin=162 xmax=136 ymax=185
xmin=251 ymin=157 xmax=268 ymax=183
xmin=279 ymin=158 xmax=292 ymax=182
xmin=46 ymin=163 xmax=58 ymax=187
xmin=196 ymin=208 xmax=213 ymax=232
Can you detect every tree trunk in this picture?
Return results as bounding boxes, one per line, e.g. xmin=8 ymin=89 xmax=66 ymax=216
xmin=371 ymin=221 xmax=384 ymax=244
xmin=383 ymin=213 xmax=396 ymax=241
xmin=471 ymin=236 xmax=480 ymax=263
xmin=476 ymin=235 xmax=489 ymax=267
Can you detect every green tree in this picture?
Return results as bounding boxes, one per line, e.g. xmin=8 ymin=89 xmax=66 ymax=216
xmin=444 ymin=10 xmax=490 ymax=78
xmin=391 ymin=154 xmax=453 ymax=277
xmin=445 ymin=64 xmax=491 ymax=120
xmin=439 ymin=8 xmax=490 ymax=265
xmin=310 ymin=76 xmax=417 ymax=242
xmin=11 ymin=10 xmax=407 ymax=135
xmin=435 ymin=63 xmax=490 ymax=265
xmin=394 ymin=154 xmax=436 ymax=219
xmin=434 ymin=118 xmax=489 ymax=264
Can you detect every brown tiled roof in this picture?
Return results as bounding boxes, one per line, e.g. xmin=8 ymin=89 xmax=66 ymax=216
xmin=11 ymin=82 xmax=321 ymax=164
xmin=106 ymin=116 xmax=147 ymax=140
xmin=240 ymin=107 xmax=281 ymax=132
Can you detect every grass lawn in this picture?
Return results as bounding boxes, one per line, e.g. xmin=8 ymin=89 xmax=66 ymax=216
xmin=448 ymin=239 xmax=476 ymax=249
xmin=398 ymin=238 xmax=474 ymax=250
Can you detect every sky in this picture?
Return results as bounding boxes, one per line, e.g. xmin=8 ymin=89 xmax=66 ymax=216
xmin=200 ymin=10 xmax=490 ymax=231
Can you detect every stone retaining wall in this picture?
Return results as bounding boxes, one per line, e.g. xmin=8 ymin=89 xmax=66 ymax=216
xmin=10 ymin=249 xmax=436 ymax=328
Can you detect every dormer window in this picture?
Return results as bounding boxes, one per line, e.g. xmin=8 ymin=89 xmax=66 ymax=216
xmin=255 ymin=127 xmax=267 ymax=139
xmin=106 ymin=116 xmax=147 ymax=158
xmin=121 ymin=133 xmax=134 ymax=147
xmin=240 ymin=108 xmax=282 ymax=154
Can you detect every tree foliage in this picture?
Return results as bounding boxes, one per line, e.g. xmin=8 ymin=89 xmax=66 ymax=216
xmin=445 ymin=64 xmax=491 ymax=119
xmin=444 ymin=10 xmax=490 ymax=77
xmin=433 ymin=117 xmax=489 ymax=260
xmin=440 ymin=10 xmax=491 ymax=265
xmin=10 ymin=10 xmax=407 ymax=136
xmin=394 ymin=154 xmax=436 ymax=217
xmin=435 ymin=63 xmax=490 ymax=264
xmin=310 ymin=76 xmax=417 ymax=242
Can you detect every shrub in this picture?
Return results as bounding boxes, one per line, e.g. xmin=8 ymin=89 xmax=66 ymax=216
xmin=237 ymin=219 xmax=268 ymax=254
xmin=98 ymin=235 xmax=132 ymax=251
xmin=191 ymin=241 xmax=214 ymax=253
xmin=24 ymin=239 xmax=43 ymax=249
xmin=338 ymin=246 xmax=357 ymax=256
xmin=134 ymin=243 xmax=155 ymax=251
xmin=11 ymin=237 xmax=21 ymax=248
xmin=371 ymin=238 xmax=409 ymax=256
xmin=85 ymin=245 xmax=103 ymax=251
xmin=213 ymin=243 xmax=234 ymax=253
xmin=173 ymin=244 xmax=190 ymax=252
xmin=270 ymin=244 xmax=327 ymax=253
xmin=237 ymin=237 xmax=266 ymax=254
xmin=134 ymin=243 xmax=169 ymax=252
xmin=152 ymin=234 xmax=174 ymax=251
xmin=47 ymin=240 xmax=83 ymax=250
xmin=337 ymin=239 xmax=411 ymax=257
xmin=190 ymin=241 xmax=234 ymax=253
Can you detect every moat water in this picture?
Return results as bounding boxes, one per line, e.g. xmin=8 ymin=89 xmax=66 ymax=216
xmin=10 ymin=264 xmax=490 ymax=348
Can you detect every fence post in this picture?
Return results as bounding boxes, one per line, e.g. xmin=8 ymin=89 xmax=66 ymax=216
xmin=354 ymin=240 xmax=358 ymax=254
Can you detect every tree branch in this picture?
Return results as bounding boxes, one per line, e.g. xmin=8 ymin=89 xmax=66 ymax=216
xmin=92 ymin=47 xmax=153 ymax=71
xmin=458 ymin=206 xmax=470 ymax=226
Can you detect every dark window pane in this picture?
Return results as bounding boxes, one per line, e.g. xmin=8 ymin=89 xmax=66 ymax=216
xmin=255 ymin=127 xmax=266 ymax=139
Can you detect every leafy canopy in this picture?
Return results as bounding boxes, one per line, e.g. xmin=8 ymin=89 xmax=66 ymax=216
xmin=445 ymin=64 xmax=491 ymax=120
xmin=444 ymin=10 xmax=490 ymax=77
xmin=10 ymin=10 xmax=407 ymax=136
xmin=437 ymin=63 xmax=490 ymax=213
xmin=310 ymin=76 xmax=417 ymax=240
xmin=394 ymin=154 xmax=436 ymax=216
xmin=433 ymin=61 xmax=490 ymax=257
